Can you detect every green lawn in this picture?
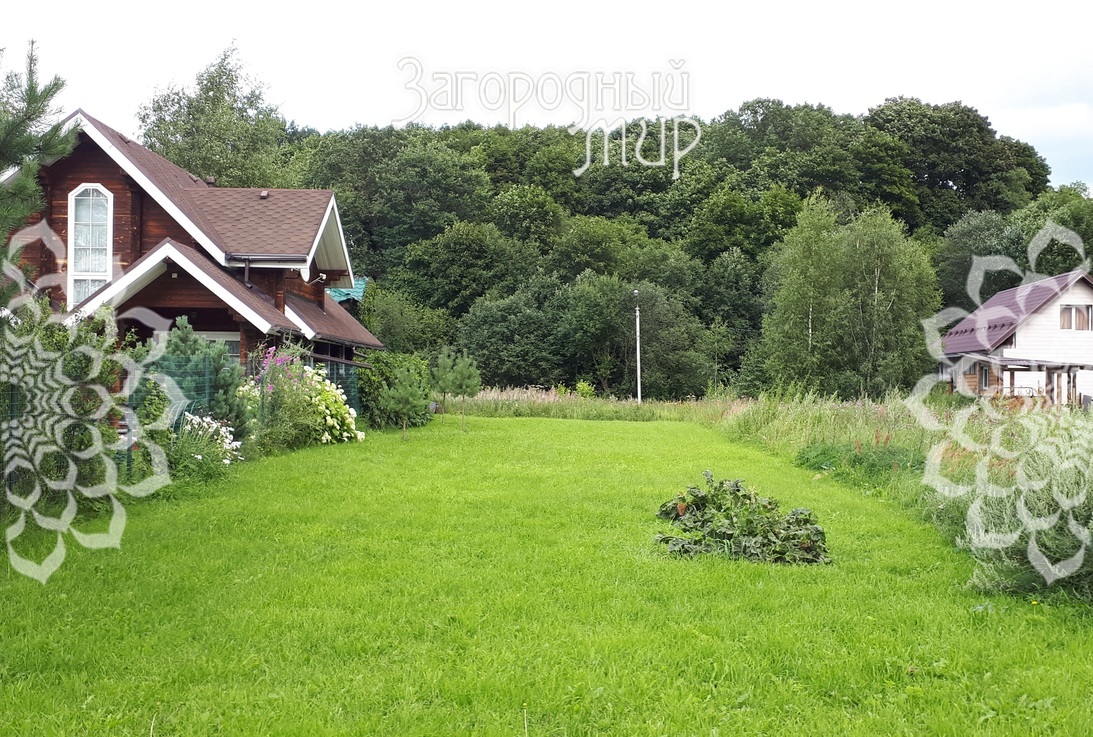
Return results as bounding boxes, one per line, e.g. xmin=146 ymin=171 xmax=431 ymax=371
xmin=2 ymin=417 xmax=1091 ymax=735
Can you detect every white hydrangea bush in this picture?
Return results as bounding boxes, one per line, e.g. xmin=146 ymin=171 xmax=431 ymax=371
xmin=237 ymin=346 xmax=365 ymax=450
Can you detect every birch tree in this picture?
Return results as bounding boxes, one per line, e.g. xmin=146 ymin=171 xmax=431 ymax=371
xmin=760 ymin=197 xmax=939 ymax=397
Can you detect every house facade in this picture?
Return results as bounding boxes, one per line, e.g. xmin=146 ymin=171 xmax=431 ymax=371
xmin=5 ymin=110 xmax=381 ymax=364
xmin=941 ymin=270 xmax=1093 ymax=403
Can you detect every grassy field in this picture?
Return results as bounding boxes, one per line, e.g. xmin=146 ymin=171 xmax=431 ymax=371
xmin=2 ymin=417 xmax=1092 ymax=735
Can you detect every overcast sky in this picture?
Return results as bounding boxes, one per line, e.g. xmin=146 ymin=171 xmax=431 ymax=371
xmin=5 ymin=0 xmax=1092 ymax=186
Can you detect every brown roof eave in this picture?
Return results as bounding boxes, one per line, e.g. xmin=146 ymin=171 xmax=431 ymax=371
xmin=309 ymin=332 xmax=385 ymax=350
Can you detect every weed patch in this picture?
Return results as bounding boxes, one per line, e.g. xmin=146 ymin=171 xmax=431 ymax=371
xmin=656 ymin=470 xmax=831 ymax=564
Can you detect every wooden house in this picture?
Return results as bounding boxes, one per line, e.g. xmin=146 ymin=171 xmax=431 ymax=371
xmin=941 ymin=269 xmax=1093 ymax=404
xmin=5 ymin=110 xmax=382 ymax=364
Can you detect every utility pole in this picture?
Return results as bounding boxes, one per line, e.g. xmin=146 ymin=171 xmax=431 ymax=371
xmin=634 ymin=290 xmax=642 ymax=404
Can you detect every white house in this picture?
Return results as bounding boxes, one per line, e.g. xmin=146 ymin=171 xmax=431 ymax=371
xmin=941 ymin=269 xmax=1093 ymax=404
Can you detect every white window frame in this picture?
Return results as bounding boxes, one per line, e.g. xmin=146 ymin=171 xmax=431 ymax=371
xmin=1061 ymin=304 xmax=1092 ymax=331
xmin=67 ymin=183 xmax=114 ymax=309
xmin=196 ymin=331 xmax=242 ymax=360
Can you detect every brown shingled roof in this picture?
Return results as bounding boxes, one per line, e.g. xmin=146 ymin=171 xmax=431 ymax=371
xmin=71 ymin=110 xmax=335 ymax=262
xmin=188 ymin=188 xmax=332 ymax=259
xmin=72 ymin=110 xmax=224 ymax=251
xmin=942 ymin=270 xmax=1093 ymax=356
xmin=286 ymin=293 xmax=383 ymax=349
xmin=75 ymin=238 xmax=300 ymax=335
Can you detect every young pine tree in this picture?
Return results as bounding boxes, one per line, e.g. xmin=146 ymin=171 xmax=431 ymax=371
xmin=150 ymin=316 xmax=247 ymax=431
xmin=431 ymin=346 xmax=458 ymax=423
xmin=0 ymin=43 xmax=74 ymax=298
xmin=450 ymin=352 xmax=482 ymax=432
xmin=381 ymin=366 xmax=428 ymax=440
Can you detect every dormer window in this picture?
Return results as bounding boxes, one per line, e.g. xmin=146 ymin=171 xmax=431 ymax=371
xmin=68 ymin=184 xmax=113 ymax=307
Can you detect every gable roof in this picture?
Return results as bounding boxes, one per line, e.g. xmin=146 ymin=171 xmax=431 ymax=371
xmin=942 ymin=269 xmax=1093 ymax=356
xmin=74 ymin=238 xmax=300 ymax=336
xmin=285 ymin=294 xmax=383 ymax=349
xmin=188 ymin=188 xmax=334 ymax=260
xmin=74 ymin=238 xmax=383 ymax=349
xmin=55 ymin=110 xmax=354 ymax=288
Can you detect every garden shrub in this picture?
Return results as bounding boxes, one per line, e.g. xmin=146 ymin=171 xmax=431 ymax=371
xmin=656 ymin=470 xmax=831 ymax=564
xmin=574 ymin=379 xmax=596 ymax=398
xmin=166 ymin=412 xmax=243 ymax=484
xmin=358 ymin=350 xmax=431 ymax=430
xmin=239 ymin=345 xmax=365 ymax=455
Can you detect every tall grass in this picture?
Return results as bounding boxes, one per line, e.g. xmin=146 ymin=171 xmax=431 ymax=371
xmin=464 ymin=386 xmax=940 ymax=457
xmin=720 ymin=389 xmax=938 ymax=456
xmin=462 ymin=386 xmax=748 ymax=424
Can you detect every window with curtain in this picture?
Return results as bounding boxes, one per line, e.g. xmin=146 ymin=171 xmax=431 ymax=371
xmin=1060 ymin=305 xmax=1092 ymax=330
xmin=68 ymin=185 xmax=112 ymax=306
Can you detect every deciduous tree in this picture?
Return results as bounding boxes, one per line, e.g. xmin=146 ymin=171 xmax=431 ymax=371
xmin=760 ymin=197 xmax=939 ymax=397
xmin=393 ymin=222 xmax=535 ymax=316
xmin=137 ymin=46 xmax=289 ymax=188
xmin=865 ymin=97 xmax=1050 ymax=232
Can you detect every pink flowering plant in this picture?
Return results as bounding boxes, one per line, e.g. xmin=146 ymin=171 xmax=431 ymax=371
xmin=238 ymin=345 xmax=364 ymax=454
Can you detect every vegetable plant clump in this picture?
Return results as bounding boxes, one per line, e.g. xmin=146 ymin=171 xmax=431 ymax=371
xmin=656 ymin=470 xmax=831 ymax=564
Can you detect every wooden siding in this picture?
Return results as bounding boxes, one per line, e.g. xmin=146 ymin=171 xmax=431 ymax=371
xmin=123 ymin=270 xmax=232 ymax=311
xmin=285 ymin=271 xmax=326 ymax=304
xmin=253 ymin=268 xmax=326 ymax=309
xmin=39 ymin=137 xmax=133 ymax=302
xmin=140 ymin=195 xmax=194 ymax=251
xmin=30 ymin=133 xmax=204 ymax=304
xmin=960 ymin=364 xmax=1003 ymax=396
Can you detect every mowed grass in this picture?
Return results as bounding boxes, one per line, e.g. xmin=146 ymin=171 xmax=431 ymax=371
xmin=2 ymin=418 xmax=1092 ymax=736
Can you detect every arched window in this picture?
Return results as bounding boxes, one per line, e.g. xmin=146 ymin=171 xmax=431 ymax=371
xmin=68 ymin=184 xmax=113 ymax=307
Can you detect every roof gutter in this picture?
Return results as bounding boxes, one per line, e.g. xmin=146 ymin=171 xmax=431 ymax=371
xmin=225 ymin=253 xmax=307 ymax=263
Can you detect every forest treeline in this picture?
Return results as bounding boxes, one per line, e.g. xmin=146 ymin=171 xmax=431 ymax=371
xmin=138 ymin=49 xmax=1093 ymax=399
